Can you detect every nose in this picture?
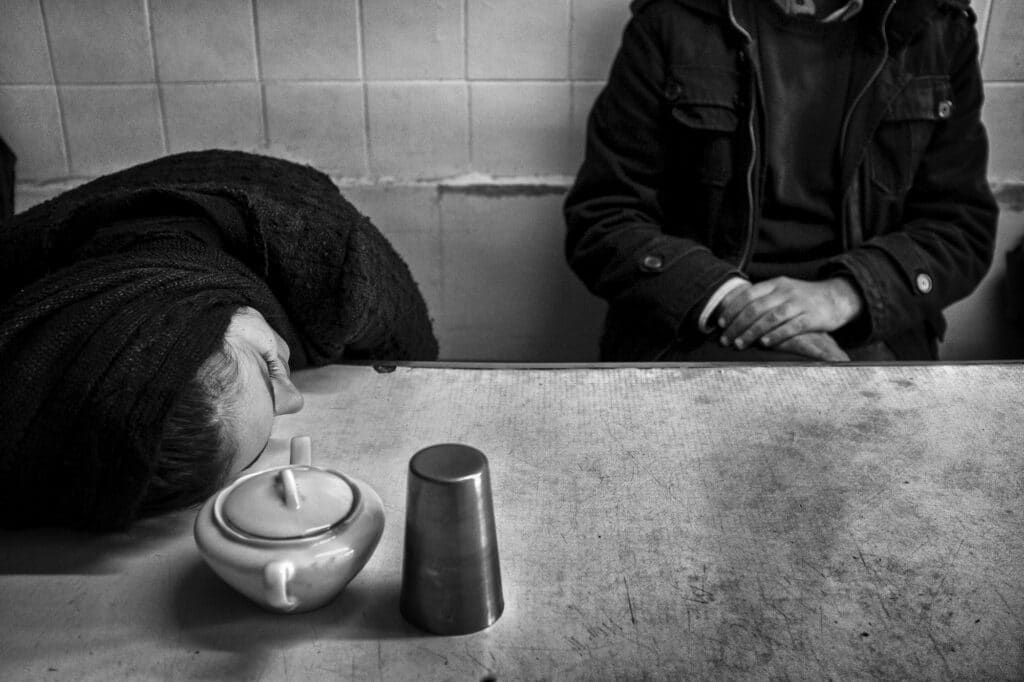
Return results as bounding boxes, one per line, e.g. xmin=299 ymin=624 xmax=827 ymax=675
xmin=274 ymin=379 xmax=304 ymax=416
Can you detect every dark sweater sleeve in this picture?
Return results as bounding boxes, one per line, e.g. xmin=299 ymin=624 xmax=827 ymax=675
xmin=2 ymin=151 xmax=439 ymax=363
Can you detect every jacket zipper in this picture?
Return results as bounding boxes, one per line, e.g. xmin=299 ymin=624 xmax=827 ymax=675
xmin=837 ymin=0 xmax=896 ymax=248
xmin=727 ymin=0 xmax=758 ymax=270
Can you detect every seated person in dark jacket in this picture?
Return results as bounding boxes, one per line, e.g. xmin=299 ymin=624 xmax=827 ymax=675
xmin=0 ymin=150 xmax=438 ymax=531
xmin=564 ymin=0 xmax=997 ymax=362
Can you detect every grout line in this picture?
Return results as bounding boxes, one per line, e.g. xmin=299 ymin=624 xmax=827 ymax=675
xmin=36 ymin=0 xmax=72 ymax=176
xmin=142 ymin=0 xmax=169 ymax=154
xmin=567 ymin=0 xmax=575 ymax=80
xmin=567 ymin=0 xmax=578 ymax=141
xmin=1 ymin=77 xmax=607 ymax=87
xmin=436 ymin=178 xmax=447 ymax=335
xmin=357 ymin=0 xmax=371 ymax=176
xmin=250 ymin=0 xmax=269 ymax=147
xmin=463 ymin=0 xmax=473 ymax=169
xmin=466 ymin=81 xmax=474 ymax=169
xmin=978 ymin=0 xmax=993 ymax=68
xmin=463 ymin=0 xmax=469 ymax=79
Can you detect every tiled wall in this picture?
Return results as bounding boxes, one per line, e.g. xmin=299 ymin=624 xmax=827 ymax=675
xmin=4 ymin=0 xmax=1024 ymax=360
xmin=0 ymin=0 xmax=631 ymax=181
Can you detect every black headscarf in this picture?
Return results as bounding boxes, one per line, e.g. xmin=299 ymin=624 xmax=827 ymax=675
xmin=0 ymin=150 xmax=437 ymax=530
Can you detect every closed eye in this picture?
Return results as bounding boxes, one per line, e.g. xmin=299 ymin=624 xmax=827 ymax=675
xmin=262 ymin=352 xmax=288 ymax=380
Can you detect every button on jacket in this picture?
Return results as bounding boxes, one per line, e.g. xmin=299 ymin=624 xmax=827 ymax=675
xmin=564 ymin=0 xmax=998 ymax=360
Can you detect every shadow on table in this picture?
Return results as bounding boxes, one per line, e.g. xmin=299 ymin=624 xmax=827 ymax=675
xmin=172 ymin=557 xmax=421 ymax=655
xmin=0 ymin=512 xmax=192 ymax=575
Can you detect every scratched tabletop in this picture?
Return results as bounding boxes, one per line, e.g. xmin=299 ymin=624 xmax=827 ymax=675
xmin=1 ymin=363 xmax=1022 ymax=680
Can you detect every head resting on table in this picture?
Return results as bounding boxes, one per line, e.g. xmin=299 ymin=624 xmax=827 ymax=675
xmin=0 ymin=240 xmax=304 ymax=531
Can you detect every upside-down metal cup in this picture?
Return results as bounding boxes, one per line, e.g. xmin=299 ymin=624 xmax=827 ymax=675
xmin=399 ymin=443 xmax=503 ymax=635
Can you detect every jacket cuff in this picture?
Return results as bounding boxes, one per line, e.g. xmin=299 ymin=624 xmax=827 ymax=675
xmin=696 ymin=277 xmax=748 ymax=333
xmin=821 ymin=239 xmax=936 ymax=345
xmin=623 ymin=245 xmax=742 ymax=340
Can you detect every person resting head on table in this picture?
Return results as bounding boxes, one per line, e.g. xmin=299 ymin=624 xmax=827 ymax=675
xmin=0 ymin=150 xmax=438 ymax=531
xmin=564 ymin=0 xmax=998 ymax=362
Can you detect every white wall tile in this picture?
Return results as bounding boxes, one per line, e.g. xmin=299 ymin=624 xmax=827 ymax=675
xmin=363 ymin=0 xmax=464 ymax=80
xmin=982 ymin=84 xmax=1024 ymax=182
xmin=571 ymin=0 xmax=630 ymax=80
xmin=264 ymin=82 xmax=366 ymax=174
xmin=162 ymin=83 xmax=263 ymax=153
xmin=973 ymin=0 xmax=992 ymax=55
xmin=256 ymin=0 xmax=360 ymax=80
xmin=982 ymin=0 xmax=1024 ymax=81
xmin=570 ymin=82 xmax=603 ymax=174
xmin=43 ymin=0 xmax=153 ymax=83
xmin=468 ymin=0 xmax=571 ymax=79
xmin=342 ymin=184 xmax=441 ymax=236
xmin=439 ymin=189 xmax=603 ymax=360
xmin=0 ymin=86 xmax=66 ymax=180
xmin=60 ymin=85 xmax=164 ymax=176
xmin=367 ymin=82 xmax=469 ymax=179
xmin=0 ymin=0 xmax=52 ymax=83
xmin=343 ymin=184 xmax=443 ymax=324
xmin=943 ymin=206 xmax=1024 ymax=359
xmin=15 ymin=183 xmax=82 ymax=214
xmin=471 ymin=82 xmax=573 ymax=175
xmin=150 ymin=0 xmax=257 ymax=81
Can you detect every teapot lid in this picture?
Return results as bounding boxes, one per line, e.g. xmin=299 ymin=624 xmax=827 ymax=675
xmin=219 ymin=467 xmax=355 ymax=540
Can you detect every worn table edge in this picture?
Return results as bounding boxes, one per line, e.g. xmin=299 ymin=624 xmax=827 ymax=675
xmin=349 ymin=359 xmax=1024 ymax=372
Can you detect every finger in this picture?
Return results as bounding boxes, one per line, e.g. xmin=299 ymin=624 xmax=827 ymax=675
xmin=714 ymin=284 xmax=749 ymax=324
xmin=733 ymin=304 xmax=808 ymax=349
xmin=778 ymin=334 xmax=850 ymax=362
xmin=716 ymin=280 xmax=778 ymax=329
xmin=720 ymin=293 xmax=789 ymax=347
xmin=816 ymin=334 xmax=851 ymax=362
xmin=755 ymin=313 xmax=811 ymax=347
xmin=776 ymin=336 xmax=831 ymax=361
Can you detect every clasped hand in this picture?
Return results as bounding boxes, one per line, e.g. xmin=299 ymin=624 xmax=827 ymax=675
xmin=714 ymin=277 xmax=863 ymax=362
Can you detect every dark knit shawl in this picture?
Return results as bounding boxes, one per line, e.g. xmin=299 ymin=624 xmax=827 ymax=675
xmin=0 ymin=150 xmax=437 ymax=530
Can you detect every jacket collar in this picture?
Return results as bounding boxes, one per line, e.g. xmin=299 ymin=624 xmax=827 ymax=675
xmin=631 ymin=0 xmax=961 ymax=49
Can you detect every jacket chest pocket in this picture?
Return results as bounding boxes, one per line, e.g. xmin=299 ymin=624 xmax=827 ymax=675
xmin=665 ymin=67 xmax=742 ymax=187
xmin=869 ymin=76 xmax=952 ymax=195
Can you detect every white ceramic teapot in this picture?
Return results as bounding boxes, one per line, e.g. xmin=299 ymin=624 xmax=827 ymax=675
xmin=194 ymin=436 xmax=384 ymax=613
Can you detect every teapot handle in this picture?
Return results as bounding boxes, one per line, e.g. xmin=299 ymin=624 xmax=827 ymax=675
xmin=264 ymin=560 xmax=297 ymax=611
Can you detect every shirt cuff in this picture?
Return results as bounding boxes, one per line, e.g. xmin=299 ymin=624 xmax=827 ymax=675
xmin=697 ymin=277 xmax=748 ymax=334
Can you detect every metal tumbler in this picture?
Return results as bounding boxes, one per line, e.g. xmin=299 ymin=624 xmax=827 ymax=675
xmin=399 ymin=443 xmax=503 ymax=635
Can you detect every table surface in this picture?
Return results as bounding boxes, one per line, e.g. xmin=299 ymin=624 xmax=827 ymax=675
xmin=1 ymin=363 xmax=1022 ymax=680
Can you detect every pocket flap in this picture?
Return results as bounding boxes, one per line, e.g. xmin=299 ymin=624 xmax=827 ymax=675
xmin=884 ymin=76 xmax=953 ymax=122
xmin=666 ymin=67 xmax=740 ymax=132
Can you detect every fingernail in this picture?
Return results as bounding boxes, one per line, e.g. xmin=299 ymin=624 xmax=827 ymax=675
xmin=734 ymin=339 xmax=744 ymax=349
xmin=719 ymin=335 xmax=728 ymax=346
xmin=717 ymin=317 xmax=725 ymax=328
xmin=760 ymin=336 xmax=770 ymax=346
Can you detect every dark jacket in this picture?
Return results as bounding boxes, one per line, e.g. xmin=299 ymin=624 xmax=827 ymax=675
xmin=564 ymin=0 xmax=998 ymax=360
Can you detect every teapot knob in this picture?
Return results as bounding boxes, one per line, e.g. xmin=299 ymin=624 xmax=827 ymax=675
xmin=279 ymin=468 xmax=301 ymax=510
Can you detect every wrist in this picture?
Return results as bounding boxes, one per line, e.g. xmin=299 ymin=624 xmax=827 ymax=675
xmin=827 ymin=277 xmax=864 ymax=325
